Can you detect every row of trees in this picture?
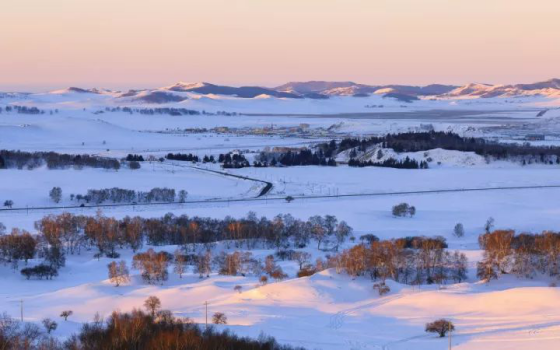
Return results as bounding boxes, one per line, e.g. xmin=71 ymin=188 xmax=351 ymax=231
xmin=276 ymin=149 xmax=336 ymax=167
xmin=47 ymin=212 xmax=351 ymax=255
xmin=221 ymin=153 xmax=250 ymax=168
xmin=330 ymin=237 xmax=467 ymax=285
xmin=104 ymin=106 xmax=201 ymax=116
xmin=0 ymin=226 xmax=66 ymax=277
xmin=477 ymin=230 xmax=560 ymax=281
xmin=348 ymin=157 xmax=429 ymax=169
xmin=255 ymin=149 xmax=336 ymax=167
xmin=1 ymin=212 xmax=352 ymax=275
xmin=0 ymin=150 xmax=120 ymax=170
xmin=72 ymin=187 xmax=184 ymax=204
xmin=110 ymin=248 xmax=291 ymax=286
xmin=102 ymin=106 xmax=235 ymax=116
xmin=166 ymin=153 xmax=200 ymax=162
xmin=0 ymin=105 xmax=43 ymax=114
xmin=319 ymin=131 xmax=560 ymax=165
xmin=167 ymin=152 xmax=249 ymax=168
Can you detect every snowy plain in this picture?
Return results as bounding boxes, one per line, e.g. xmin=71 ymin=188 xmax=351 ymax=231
xmin=2 ymin=86 xmax=560 ymax=349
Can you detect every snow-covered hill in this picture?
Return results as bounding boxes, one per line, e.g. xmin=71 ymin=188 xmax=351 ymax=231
xmin=3 ymin=79 xmax=560 ymax=109
xmin=442 ymin=79 xmax=560 ymax=99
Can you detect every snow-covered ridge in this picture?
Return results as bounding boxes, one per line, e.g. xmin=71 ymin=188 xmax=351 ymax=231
xmin=5 ymin=78 xmax=559 ymax=101
xmin=441 ymin=79 xmax=560 ymax=99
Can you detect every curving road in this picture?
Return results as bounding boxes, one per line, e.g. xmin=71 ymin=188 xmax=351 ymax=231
xmin=167 ymin=162 xmax=274 ymax=197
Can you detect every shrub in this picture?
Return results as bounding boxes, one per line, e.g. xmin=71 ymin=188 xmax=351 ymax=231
xmin=275 ymin=249 xmax=296 ymax=261
xmin=373 ymin=282 xmax=390 ymax=296
xmin=129 ymin=161 xmax=141 ymax=170
xmin=392 ymin=203 xmax=416 ymax=217
xmin=297 ymin=266 xmax=316 ymax=278
xmin=20 ymin=264 xmax=58 ymax=280
xmin=359 ymin=234 xmax=379 ymax=244
xmin=425 ymin=319 xmax=455 ymax=337
xmin=453 ymin=223 xmax=465 ymax=238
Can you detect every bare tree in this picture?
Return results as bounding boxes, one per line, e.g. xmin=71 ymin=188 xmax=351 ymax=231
xmin=453 ymin=223 xmax=465 ymax=238
xmin=293 ymin=251 xmax=312 ymax=270
xmin=335 ymin=221 xmax=352 ymax=251
xmin=144 ymin=296 xmax=161 ymax=318
xmin=484 ymin=217 xmax=495 ymax=233
xmin=133 ymin=249 xmax=169 ymax=284
xmin=196 ymin=250 xmax=212 ymax=278
xmin=173 ymin=249 xmax=187 ymax=278
xmin=108 ymin=260 xmax=130 ymax=287
xmin=42 ymin=318 xmax=58 ymax=334
xmin=49 ymin=187 xmax=62 ymax=204
xmin=212 ymin=312 xmax=227 ymax=325
xmin=309 ymin=215 xmax=326 ymax=250
xmin=60 ymin=310 xmax=73 ymax=321
xmin=178 ymin=190 xmax=188 ymax=203
xmin=264 ymin=255 xmax=287 ymax=281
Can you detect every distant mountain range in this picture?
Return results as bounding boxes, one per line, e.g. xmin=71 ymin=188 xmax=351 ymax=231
xmin=159 ymin=78 xmax=560 ymax=100
xmin=7 ymin=79 xmax=560 ymax=103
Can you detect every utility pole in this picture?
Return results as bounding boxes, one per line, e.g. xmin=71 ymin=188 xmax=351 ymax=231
xmin=448 ymin=320 xmax=452 ymax=350
xmin=204 ymin=301 xmax=208 ymax=330
xmin=20 ymin=300 xmax=23 ymax=322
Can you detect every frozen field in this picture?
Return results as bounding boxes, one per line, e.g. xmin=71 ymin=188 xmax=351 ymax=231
xmin=0 ymin=113 xmax=313 ymax=155
xmin=2 ymin=86 xmax=560 ymax=349
xmin=231 ymin=163 xmax=560 ymax=197
xmin=0 ymin=162 xmax=264 ymax=207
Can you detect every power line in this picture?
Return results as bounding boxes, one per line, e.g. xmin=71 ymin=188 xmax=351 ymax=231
xmin=2 ymin=184 xmax=560 ymax=213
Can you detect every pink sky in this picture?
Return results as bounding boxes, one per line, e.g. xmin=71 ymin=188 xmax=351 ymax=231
xmin=1 ymin=0 xmax=559 ymax=91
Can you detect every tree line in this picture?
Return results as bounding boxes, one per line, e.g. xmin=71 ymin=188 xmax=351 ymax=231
xmin=257 ymin=149 xmax=336 ymax=167
xmin=0 ymin=150 xmax=121 ymax=170
xmin=0 ymin=105 xmax=44 ymax=114
xmin=110 ymin=248 xmax=292 ymax=286
xmin=71 ymin=187 xmax=185 ymax=204
xmin=329 ymin=236 xmax=468 ymax=286
xmin=0 ymin=307 xmax=303 ymax=350
xmin=104 ymin=106 xmax=201 ymax=116
xmin=0 ymin=212 xmax=352 ymax=279
xmin=318 ymin=131 xmax=560 ymax=165
xmin=167 ymin=152 xmax=247 ymax=168
xmin=220 ymin=153 xmax=250 ymax=168
xmin=477 ymin=230 xmax=560 ymax=281
xmin=100 ymin=106 xmax=236 ymax=116
xmin=348 ymin=157 xmax=428 ymax=169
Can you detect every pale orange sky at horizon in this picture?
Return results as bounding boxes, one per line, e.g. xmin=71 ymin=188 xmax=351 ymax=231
xmin=1 ymin=0 xmax=559 ymax=91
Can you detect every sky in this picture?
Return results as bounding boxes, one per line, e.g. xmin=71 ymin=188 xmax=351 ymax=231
xmin=1 ymin=0 xmax=559 ymax=91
